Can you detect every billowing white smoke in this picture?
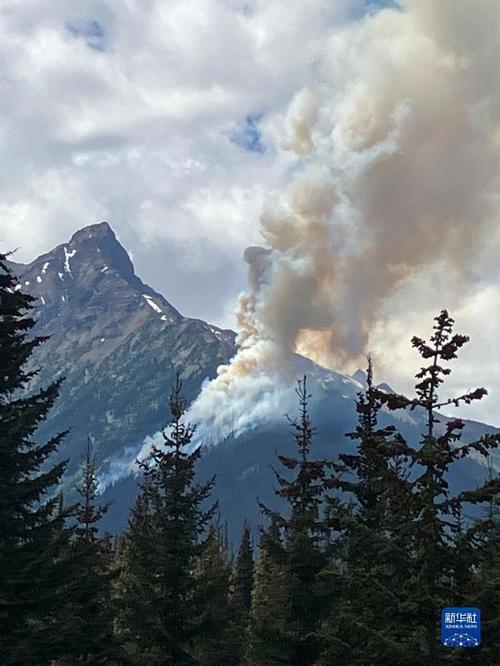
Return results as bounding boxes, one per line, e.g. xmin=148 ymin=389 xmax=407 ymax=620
xmin=182 ymin=0 xmax=500 ymax=444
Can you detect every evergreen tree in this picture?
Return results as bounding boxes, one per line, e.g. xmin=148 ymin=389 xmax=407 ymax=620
xmin=114 ymin=478 xmax=158 ymax=665
xmin=318 ymin=358 xmax=414 ymax=664
xmin=0 ymin=253 xmax=71 ymax=664
xmin=74 ymin=438 xmax=110 ymax=543
xmin=233 ymin=524 xmax=254 ymax=615
xmin=24 ymin=493 xmax=79 ymax=665
xmin=191 ymin=525 xmax=241 ymax=666
xmin=464 ymin=461 xmax=500 ymax=664
xmin=248 ymin=522 xmax=292 ymax=666
xmin=230 ymin=524 xmax=255 ymax=664
xmin=56 ymin=439 xmax=118 ymax=664
xmin=115 ymin=377 xmax=217 ymax=665
xmin=254 ymin=377 xmax=332 ymax=666
xmin=376 ymin=310 xmax=500 ymax=661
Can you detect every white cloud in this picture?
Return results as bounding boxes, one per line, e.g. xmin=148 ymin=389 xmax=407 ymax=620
xmin=0 ymin=0 xmax=357 ymax=314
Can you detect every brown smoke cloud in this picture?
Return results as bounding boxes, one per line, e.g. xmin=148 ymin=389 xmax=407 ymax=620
xmin=188 ymin=0 xmax=500 ymax=440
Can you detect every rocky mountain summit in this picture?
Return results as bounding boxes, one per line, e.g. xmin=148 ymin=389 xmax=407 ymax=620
xmin=8 ymin=222 xmax=235 ymax=484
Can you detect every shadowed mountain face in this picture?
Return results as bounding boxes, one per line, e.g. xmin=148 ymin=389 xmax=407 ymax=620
xmin=7 ymin=222 xmax=236 ymax=484
xmin=98 ymin=359 xmax=499 ymax=541
xmin=7 ymin=223 xmax=498 ymax=541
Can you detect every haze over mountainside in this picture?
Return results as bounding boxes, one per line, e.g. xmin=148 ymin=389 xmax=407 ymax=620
xmin=8 ymin=223 xmax=499 ymax=539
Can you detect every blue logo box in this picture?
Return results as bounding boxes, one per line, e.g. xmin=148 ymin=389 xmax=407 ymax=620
xmin=441 ymin=607 xmax=481 ymax=647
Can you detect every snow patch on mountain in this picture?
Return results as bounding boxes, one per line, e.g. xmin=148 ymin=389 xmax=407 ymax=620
xmin=63 ymin=247 xmax=77 ymax=274
xmin=143 ymin=294 xmax=162 ymax=314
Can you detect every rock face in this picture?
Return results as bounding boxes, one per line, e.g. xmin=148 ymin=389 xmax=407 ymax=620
xmin=8 ymin=222 xmax=236 ymax=483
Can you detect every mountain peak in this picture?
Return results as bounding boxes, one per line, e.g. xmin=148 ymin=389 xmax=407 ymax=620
xmin=70 ymin=220 xmax=115 ymax=244
xmin=352 ymin=368 xmax=368 ymax=386
xmin=65 ymin=221 xmax=134 ymax=280
xmin=10 ymin=220 xmax=186 ymax=328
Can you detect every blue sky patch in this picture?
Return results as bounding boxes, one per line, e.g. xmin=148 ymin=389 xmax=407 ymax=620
xmin=349 ymin=0 xmax=401 ymax=18
xmin=365 ymin=0 xmax=401 ymax=12
xmin=66 ymin=19 xmax=106 ymax=52
xmin=230 ymin=113 xmax=266 ymax=154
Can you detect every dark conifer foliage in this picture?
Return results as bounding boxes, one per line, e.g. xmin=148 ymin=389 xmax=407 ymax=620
xmin=115 ymin=376 xmax=217 ymax=665
xmin=248 ymin=521 xmax=292 ymax=666
xmin=233 ymin=524 xmax=254 ymax=615
xmin=229 ymin=524 xmax=255 ymax=664
xmin=191 ymin=525 xmax=241 ymax=665
xmin=375 ymin=310 xmax=500 ymax=662
xmin=74 ymin=438 xmax=111 ymax=543
xmin=56 ymin=439 xmax=119 ymax=664
xmin=459 ymin=461 xmax=500 ymax=664
xmin=339 ymin=357 xmax=410 ymax=530
xmin=0 ymin=253 xmax=71 ymax=664
xmin=253 ymin=377 xmax=332 ymax=666
xmin=319 ymin=358 xmax=414 ymax=664
xmin=114 ymin=478 xmax=157 ymax=664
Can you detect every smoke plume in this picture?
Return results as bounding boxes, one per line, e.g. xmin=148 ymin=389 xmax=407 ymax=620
xmin=187 ymin=0 xmax=500 ymax=442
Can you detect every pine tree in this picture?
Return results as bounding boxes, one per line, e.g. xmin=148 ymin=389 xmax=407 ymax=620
xmin=230 ymin=524 xmax=255 ymax=664
xmin=465 ymin=461 xmax=500 ymax=664
xmin=253 ymin=377 xmax=332 ymax=666
xmin=114 ymin=478 xmax=158 ymax=664
xmin=55 ymin=439 xmax=118 ymax=664
xmin=233 ymin=524 xmax=254 ymax=615
xmin=0 ymin=253 xmax=71 ymax=664
xmin=318 ymin=358 xmax=414 ymax=664
xmin=74 ymin=438 xmax=110 ymax=543
xmin=115 ymin=377 xmax=217 ymax=665
xmin=377 ymin=310 xmax=500 ymax=661
xmin=247 ymin=522 xmax=292 ymax=666
xmin=191 ymin=525 xmax=241 ymax=665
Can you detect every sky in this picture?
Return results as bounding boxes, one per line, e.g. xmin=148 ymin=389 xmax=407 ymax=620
xmin=1 ymin=0 xmax=379 ymax=324
xmin=2 ymin=0 xmax=500 ymax=427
